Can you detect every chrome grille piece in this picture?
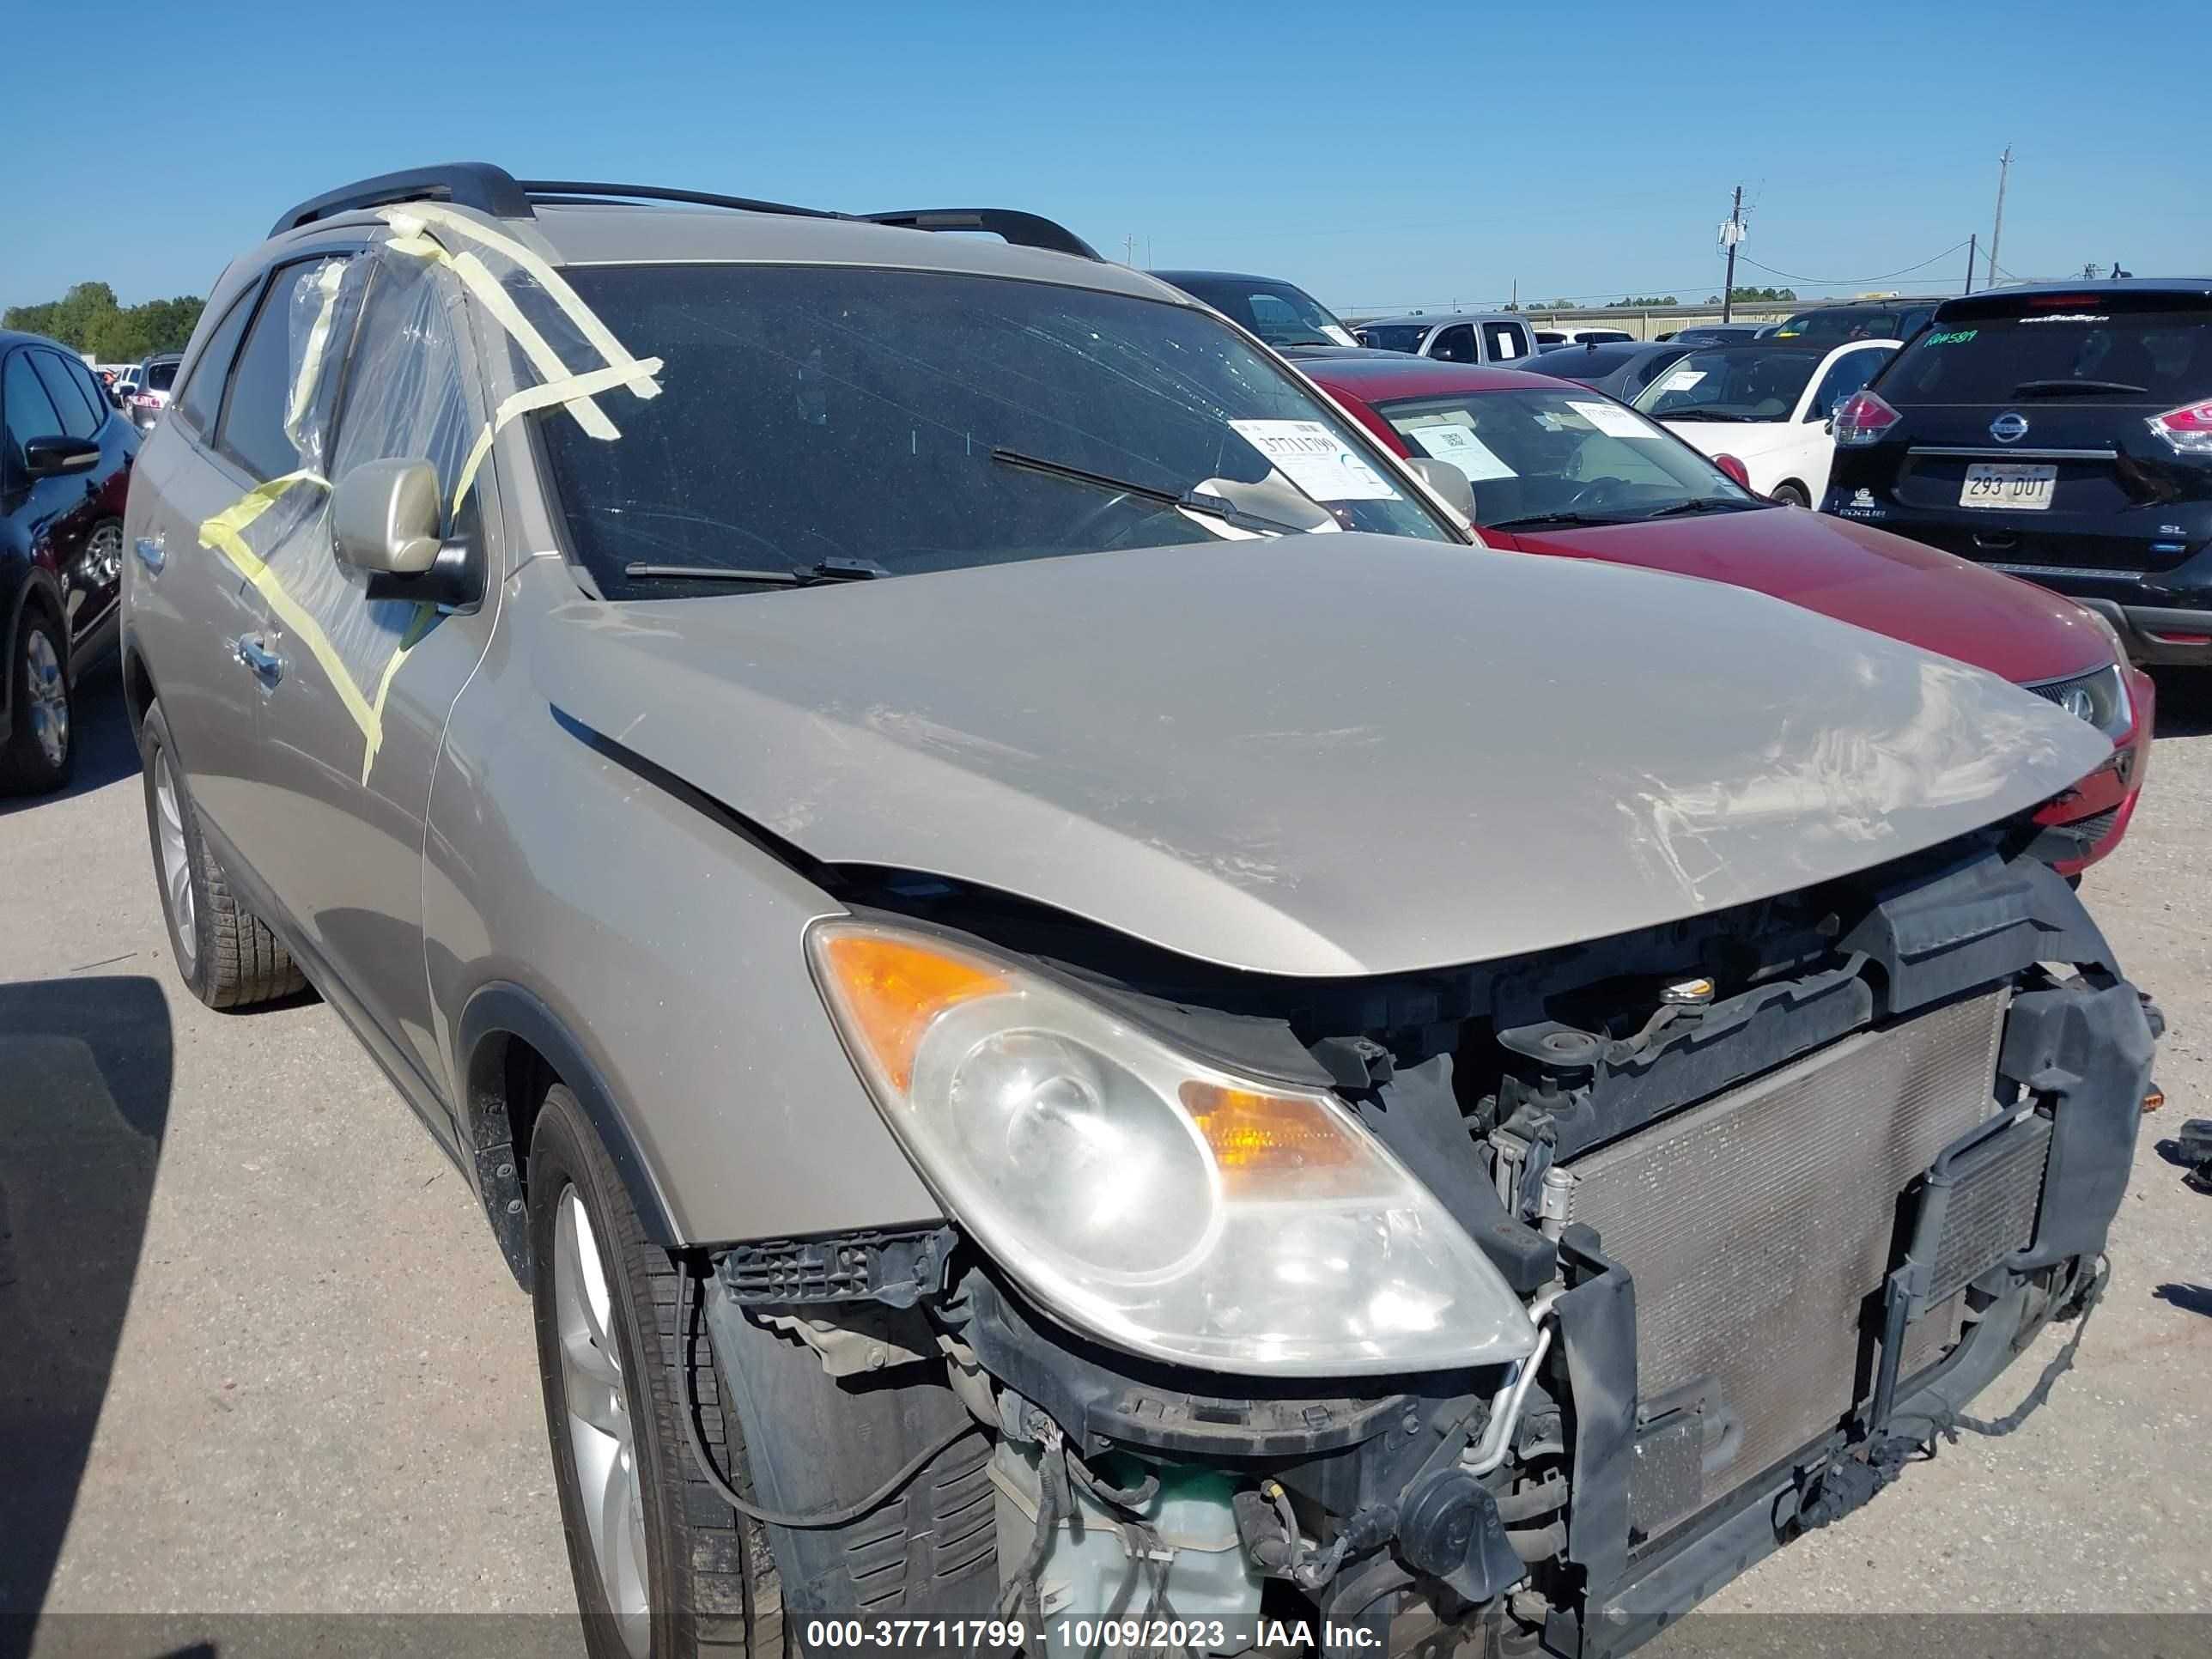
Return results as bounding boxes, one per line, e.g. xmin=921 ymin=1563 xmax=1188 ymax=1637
xmin=1560 ymin=991 xmax=2006 ymax=1532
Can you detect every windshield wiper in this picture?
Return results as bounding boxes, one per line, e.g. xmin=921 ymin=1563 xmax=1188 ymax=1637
xmin=1486 ymin=511 xmax=1630 ymax=532
xmin=990 ymin=447 xmax=1314 ymax=536
xmin=1658 ymin=410 xmax=1759 ymax=422
xmin=1640 ymin=497 xmax=1761 ymax=519
xmin=2011 ymin=378 xmax=2150 ymax=397
xmin=621 ymin=557 xmax=888 ymax=586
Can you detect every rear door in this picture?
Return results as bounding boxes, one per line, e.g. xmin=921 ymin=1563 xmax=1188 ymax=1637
xmin=125 ymin=264 xmax=309 ymax=842
xmin=1481 ymin=317 xmax=1534 ymax=363
xmin=1863 ymin=292 xmax=2212 ymax=576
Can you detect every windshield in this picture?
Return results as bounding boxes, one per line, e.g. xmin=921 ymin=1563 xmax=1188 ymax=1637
xmin=538 ymin=265 xmax=1449 ymax=598
xmin=1372 ymin=386 xmax=1759 ymax=530
xmin=1881 ymin=305 xmax=2212 ymax=405
xmin=1632 ymin=347 xmax=1822 ymax=421
xmin=1168 ymin=276 xmax=1355 ymax=348
xmin=1360 ymin=324 xmax=1431 ymax=354
xmin=1775 ymin=308 xmax=1901 ymax=343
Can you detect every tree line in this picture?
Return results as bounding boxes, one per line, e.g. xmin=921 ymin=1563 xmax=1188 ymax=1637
xmin=4 ymin=282 xmax=205 ymax=362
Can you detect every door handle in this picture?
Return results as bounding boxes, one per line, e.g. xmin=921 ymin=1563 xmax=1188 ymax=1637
xmin=231 ymin=634 xmax=285 ymax=686
xmin=134 ymin=534 xmax=166 ymax=574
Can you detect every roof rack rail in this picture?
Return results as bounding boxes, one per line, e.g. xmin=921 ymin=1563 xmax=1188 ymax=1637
xmin=520 ymin=181 xmax=850 ymax=222
xmin=270 ymin=162 xmax=534 ymax=237
xmin=861 ymin=209 xmax=1101 ymax=261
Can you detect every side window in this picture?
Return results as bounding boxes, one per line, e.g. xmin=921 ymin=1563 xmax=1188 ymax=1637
xmin=216 ymin=262 xmax=327 ymax=480
xmin=1432 ymin=324 xmax=1477 ymax=363
xmin=1808 ymin=348 xmax=1889 ymax=421
xmin=330 ymin=257 xmax=477 ymax=515
xmin=64 ymin=356 xmax=111 ymax=428
xmin=30 ymin=351 xmax=100 ymax=440
xmin=3 ymin=351 xmax=64 ymax=473
xmin=174 ymin=287 xmax=259 ymax=434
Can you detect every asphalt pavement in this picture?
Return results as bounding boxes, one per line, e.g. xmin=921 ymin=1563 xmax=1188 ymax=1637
xmin=3 ymin=659 xmax=2207 ymax=1647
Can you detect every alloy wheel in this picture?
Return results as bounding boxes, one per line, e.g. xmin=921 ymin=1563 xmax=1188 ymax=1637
xmin=153 ymin=750 xmax=197 ymax=970
xmin=25 ymin=629 xmax=68 ymax=769
xmin=555 ymin=1186 xmax=652 ymax=1657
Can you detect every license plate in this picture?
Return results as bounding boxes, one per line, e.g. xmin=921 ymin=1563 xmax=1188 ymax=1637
xmin=1960 ymin=463 xmax=2056 ymax=510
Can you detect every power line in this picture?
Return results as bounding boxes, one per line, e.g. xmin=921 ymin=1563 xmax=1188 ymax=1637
xmin=1734 ymin=240 xmax=1974 ymax=289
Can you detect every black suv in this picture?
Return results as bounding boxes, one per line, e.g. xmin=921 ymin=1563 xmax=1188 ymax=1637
xmin=1824 ymin=279 xmax=2212 ymax=664
xmin=2 ymin=329 xmax=137 ymax=792
xmin=1772 ymin=299 xmax=1936 ymax=343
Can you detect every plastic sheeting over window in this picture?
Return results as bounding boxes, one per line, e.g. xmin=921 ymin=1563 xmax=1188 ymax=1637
xmin=192 ymin=212 xmax=662 ymax=782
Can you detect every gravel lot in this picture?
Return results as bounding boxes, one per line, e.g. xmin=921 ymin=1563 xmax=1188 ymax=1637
xmin=3 ymin=659 xmax=2207 ymax=1648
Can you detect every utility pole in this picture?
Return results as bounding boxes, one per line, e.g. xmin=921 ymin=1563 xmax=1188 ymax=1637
xmin=1718 ymin=184 xmax=1745 ymax=322
xmin=1123 ymin=234 xmax=1137 ymax=267
xmin=1987 ymin=145 xmax=2012 ymax=288
xmin=1964 ymin=233 xmax=1977 ymax=295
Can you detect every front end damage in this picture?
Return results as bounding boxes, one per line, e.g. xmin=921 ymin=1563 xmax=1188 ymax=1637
xmin=697 ymin=836 xmax=2154 ymax=1657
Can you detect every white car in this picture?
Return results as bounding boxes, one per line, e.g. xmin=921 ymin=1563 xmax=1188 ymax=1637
xmin=1534 ymin=325 xmax=1638 ymax=346
xmin=1632 ymin=338 xmax=1898 ymax=505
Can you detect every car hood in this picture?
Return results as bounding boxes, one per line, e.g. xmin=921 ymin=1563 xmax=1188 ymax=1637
xmin=1498 ymin=507 xmax=2114 ymax=686
xmin=1659 ymin=417 xmax=1804 ymax=456
xmin=536 ymin=534 xmax=2108 ymax=978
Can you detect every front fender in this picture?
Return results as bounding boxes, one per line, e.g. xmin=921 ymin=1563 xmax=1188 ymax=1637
xmin=425 ymin=586 xmax=941 ymax=1247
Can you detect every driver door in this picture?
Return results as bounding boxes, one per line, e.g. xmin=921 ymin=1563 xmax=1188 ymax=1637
xmin=237 ymin=253 xmax=501 ymax=1124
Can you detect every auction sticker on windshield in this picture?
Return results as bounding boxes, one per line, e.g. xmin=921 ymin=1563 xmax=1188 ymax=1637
xmin=1404 ymin=422 xmax=1517 ymax=482
xmin=1566 ymin=400 xmax=1652 ymax=440
xmin=1228 ymin=419 xmax=1401 ymax=501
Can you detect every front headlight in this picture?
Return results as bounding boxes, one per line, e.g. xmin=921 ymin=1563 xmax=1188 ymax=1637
xmin=2030 ymin=659 xmax=2133 ymax=742
xmin=808 ymin=920 xmax=1537 ymax=1376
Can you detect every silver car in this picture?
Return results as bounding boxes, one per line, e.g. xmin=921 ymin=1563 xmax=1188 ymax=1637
xmin=122 ymin=164 xmax=2155 ymax=1658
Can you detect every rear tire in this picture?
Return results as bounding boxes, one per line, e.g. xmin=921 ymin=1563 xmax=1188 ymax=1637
xmin=0 ymin=608 xmax=75 ymax=795
xmin=528 ymin=1085 xmax=785 ymax=1658
xmin=1770 ymin=482 xmax=1809 ymax=508
xmin=137 ymin=699 xmax=307 ymax=1010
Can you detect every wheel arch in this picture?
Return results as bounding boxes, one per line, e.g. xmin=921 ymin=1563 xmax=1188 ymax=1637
xmin=3 ymin=567 xmax=67 ymax=728
xmin=457 ymin=980 xmax=681 ymax=1289
xmin=121 ymin=633 xmax=159 ymax=735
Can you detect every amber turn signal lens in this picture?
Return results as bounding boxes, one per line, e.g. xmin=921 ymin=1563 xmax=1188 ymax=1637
xmin=1182 ymin=1082 xmax=1364 ymax=1197
xmin=2142 ymin=1087 xmax=2165 ymax=1114
xmin=817 ymin=933 xmax=1007 ymax=1091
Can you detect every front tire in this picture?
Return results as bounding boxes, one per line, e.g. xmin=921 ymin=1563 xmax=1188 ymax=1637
xmin=528 ymin=1086 xmax=784 ymax=1658
xmin=0 ymin=609 xmax=74 ymax=794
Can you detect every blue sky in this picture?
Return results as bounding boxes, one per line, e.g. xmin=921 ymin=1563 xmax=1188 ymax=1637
xmin=7 ymin=0 xmax=2205 ymax=317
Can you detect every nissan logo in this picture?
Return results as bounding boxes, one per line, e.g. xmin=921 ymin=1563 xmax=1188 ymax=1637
xmin=1990 ymin=411 xmax=2031 ymax=443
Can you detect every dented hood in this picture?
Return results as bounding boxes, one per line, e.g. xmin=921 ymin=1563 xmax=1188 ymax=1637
xmin=537 ymin=534 xmax=2109 ymax=977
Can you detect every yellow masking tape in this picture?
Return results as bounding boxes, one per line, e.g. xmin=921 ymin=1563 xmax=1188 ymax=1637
xmin=452 ymin=354 xmax=665 ymax=508
xmin=391 ymin=203 xmax=662 ymax=402
xmin=197 ymin=471 xmax=377 ymax=738
xmin=283 ymin=258 xmax=349 ymax=451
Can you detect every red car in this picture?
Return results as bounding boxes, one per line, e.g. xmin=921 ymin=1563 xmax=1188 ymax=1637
xmin=1302 ymin=355 xmax=2152 ymax=875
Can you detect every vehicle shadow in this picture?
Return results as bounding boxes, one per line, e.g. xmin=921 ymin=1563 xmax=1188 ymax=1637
xmin=0 ymin=659 xmax=139 ymax=820
xmin=2148 ymin=665 xmax=2212 ymax=740
xmin=0 ymin=976 xmax=173 ymax=1652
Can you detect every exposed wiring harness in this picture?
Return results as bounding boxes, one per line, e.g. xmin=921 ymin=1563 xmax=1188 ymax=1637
xmin=678 ymin=1267 xmax=981 ymax=1530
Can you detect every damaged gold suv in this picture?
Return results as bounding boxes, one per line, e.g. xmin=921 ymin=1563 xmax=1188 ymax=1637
xmin=121 ymin=164 xmax=2157 ymax=1657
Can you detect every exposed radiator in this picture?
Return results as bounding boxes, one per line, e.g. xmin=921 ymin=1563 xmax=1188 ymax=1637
xmin=1559 ymin=990 xmax=2008 ymax=1539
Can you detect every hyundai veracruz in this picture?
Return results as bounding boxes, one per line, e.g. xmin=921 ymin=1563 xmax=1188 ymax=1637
xmin=121 ymin=165 xmax=2156 ymax=1659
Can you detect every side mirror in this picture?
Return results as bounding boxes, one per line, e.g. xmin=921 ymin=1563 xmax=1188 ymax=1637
xmin=1405 ymin=456 xmax=1476 ymax=526
xmin=1713 ymin=453 xmax=1753 ymax=490
xmin=23 ymin=434 xmax=100 ymax=477
xmin=332 ymin=457 xmax=481 ymax=607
